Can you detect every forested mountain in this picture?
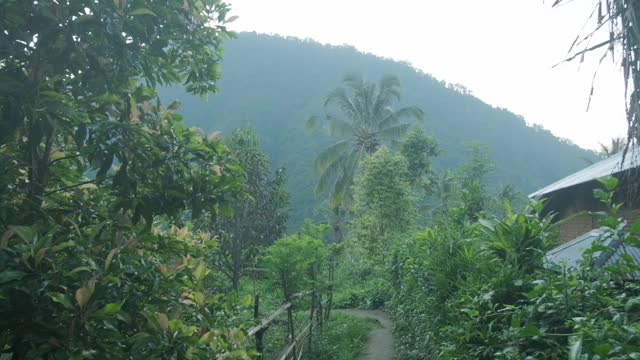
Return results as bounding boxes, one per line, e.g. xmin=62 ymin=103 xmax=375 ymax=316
xmin=160 ymin=32 xmax=596 ymax=228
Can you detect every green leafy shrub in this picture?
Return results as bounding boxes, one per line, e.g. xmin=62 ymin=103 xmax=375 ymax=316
xmin=261 ymin=232 xmax=328 ymax=300
xmin=390 ymin=179 xmax=640 ymax=359
xmin=0 ymin=222 xmax=253 ymax=359
xmin=334 ymin=277 xmax=390 ymax=310
xmin=0 ymin=1 xmax=257 ymax=358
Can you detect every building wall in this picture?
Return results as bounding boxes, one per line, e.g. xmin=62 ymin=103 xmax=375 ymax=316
xmin=558 ymin=214 xmax=598 ymax=243
xmin=558 ymin=208 xmax=640 ymax=243
xmin=541 ymin=170 xmax=640 ymax=244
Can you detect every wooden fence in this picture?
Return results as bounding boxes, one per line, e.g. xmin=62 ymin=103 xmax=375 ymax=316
xmin=248 ymin=284 xmax=334 ymax=360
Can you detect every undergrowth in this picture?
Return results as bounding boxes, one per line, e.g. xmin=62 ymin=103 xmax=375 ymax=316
xmin=308 ymin=312 xmax=377 ymax=360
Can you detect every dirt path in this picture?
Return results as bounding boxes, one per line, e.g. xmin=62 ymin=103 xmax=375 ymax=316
xmin=338 ymin=309 xmax=395 ymax=360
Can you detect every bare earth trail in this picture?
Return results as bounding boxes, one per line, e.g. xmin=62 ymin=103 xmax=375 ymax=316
xmin=337 ymin=309 xmax=396 ymax=360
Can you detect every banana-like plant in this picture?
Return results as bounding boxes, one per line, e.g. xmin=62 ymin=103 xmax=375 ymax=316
xmin=478 ymin=199 xmax=557 ymax=274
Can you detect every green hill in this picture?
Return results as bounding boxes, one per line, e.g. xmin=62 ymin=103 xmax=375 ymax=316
xmin=160 ymin=32 xmax=596 ymax=229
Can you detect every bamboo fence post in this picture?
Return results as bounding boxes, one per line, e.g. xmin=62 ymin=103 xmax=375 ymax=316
xmin=308 ymin=289 xmax=316 ymax=350
xmin=254 ymin=293 xmax=264 ymax=360
xmin=317 ymin=290 xmax=324 ymax=328
xmin=287 ymin=296 xmax=296 ymax=360
xmin=325 ymin=263 xmax=335 ymax=321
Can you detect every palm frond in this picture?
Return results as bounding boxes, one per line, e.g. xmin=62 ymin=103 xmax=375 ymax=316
xmin=342 ymin=73 xmax=364 ymax=89
xmin=326 ymin=115 xmax=354 ymax=137
xmin=378 ymin=74 xmax=401 ymax=103
xmin=378 ymin=123 xmax=412 ymax=142
xmin=351 ymin=84 xmax=370 ymax=125
xmin=324 ymin=87 xmax=357 ymax=121
xmin=315 ymin=153 xmax=348 ymax=195
xmin=314 ymin=140 xmax=351 ymax=173
xmin=329 ymin=150 xmax=361 ymax=208
xmin=360 ymin=83 xmax=376 ymax=126
xmin=377 ymin=106 xmax=424 ymax=129
xmin=305 ymin=115 xmax=318 ymax=132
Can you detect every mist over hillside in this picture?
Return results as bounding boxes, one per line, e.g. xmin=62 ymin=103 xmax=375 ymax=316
xmin=160 ymin=32 xmax=597 ymax=229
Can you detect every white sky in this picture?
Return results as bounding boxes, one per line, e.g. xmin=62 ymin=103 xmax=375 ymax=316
xmin=226 ymin=0 xmax=628 ymax=150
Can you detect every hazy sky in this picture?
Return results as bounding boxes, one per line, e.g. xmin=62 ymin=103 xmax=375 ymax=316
xmin=226 ymin=0 xmax=627 ymax=151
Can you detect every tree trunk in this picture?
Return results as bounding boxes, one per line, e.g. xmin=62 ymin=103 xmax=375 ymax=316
xmin=231 ymin=237 xmax=242 ymax=291
xmin=24 ymin=121 xmax=54 ymax=223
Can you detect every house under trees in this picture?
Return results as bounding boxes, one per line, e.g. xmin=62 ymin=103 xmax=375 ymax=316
xmin=529 ymin=147 xmax=640 ymax=273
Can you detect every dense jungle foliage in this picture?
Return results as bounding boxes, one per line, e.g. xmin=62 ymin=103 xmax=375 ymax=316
xmin=335 ymin=148 xmax=640 ymax=359
xmin=159 ymin=32 xmax=599 ymax=229
xmin=2 ymin=1 xmax=640 ymax=359
xmin=388 ymin=181 xmax=640 ymax=359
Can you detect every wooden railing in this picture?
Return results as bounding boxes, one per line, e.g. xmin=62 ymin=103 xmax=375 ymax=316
xmin=249 ymin=285 xmax=334 ymax=360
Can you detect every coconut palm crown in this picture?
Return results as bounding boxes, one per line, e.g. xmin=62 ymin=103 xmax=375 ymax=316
xmin=307 ymin=74 xmax=424 ymax=208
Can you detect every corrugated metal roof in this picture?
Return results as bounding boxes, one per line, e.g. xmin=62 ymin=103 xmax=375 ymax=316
xmin=545 ymin=227 xmax=640 ymax=279
xmin=545 ymin=228 xmax=607 ymax=268
xmin=529 ymin=147 xmax=640 ymax=198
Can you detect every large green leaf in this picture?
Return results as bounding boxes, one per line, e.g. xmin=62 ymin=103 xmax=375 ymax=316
xmin=0 ymin=270 xmax=27 ymax=285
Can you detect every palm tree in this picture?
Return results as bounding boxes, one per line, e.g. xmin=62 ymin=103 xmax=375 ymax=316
xmin=599 ymin=137 xmax=626 ymax=158
xmin=308 ymin=74 xmax=423 ymax=209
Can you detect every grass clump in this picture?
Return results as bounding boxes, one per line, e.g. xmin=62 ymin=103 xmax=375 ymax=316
xmin=308 ymin=312 xmax=377 ymax=360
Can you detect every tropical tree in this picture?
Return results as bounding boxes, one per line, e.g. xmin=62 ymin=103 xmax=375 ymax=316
xmin=350 ymin=147 xmax=416 ymax=259
xmin=261 ymin=233 xmax=327 ymax=301
xmin=0 ymin=1 xmax=255 ymax=358
xmin=308 ymin=74 xmax=423 ymax=209
xmin=431 ymin=170 xmax=458 ymax=213
xmin=213 ymin=128 xmax=289 ymax=291
xmin=0 ymin=0 xmax=236 ymax=225
xmin=399 ymin=128 xmax=440 ymax=189
xmin=456 ymin=143 xmax=494 ymax=221
xmin=599 ymin=136 xmax=626 ymax=157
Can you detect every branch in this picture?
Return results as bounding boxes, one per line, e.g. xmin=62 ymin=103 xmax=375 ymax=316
xmin=558 ymin=37 xmax=619 ymax=66
xmin=49 ymin=153 xmax=81 ymax=166
xmin=44 ymin=177 xmax=109 ymax=197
